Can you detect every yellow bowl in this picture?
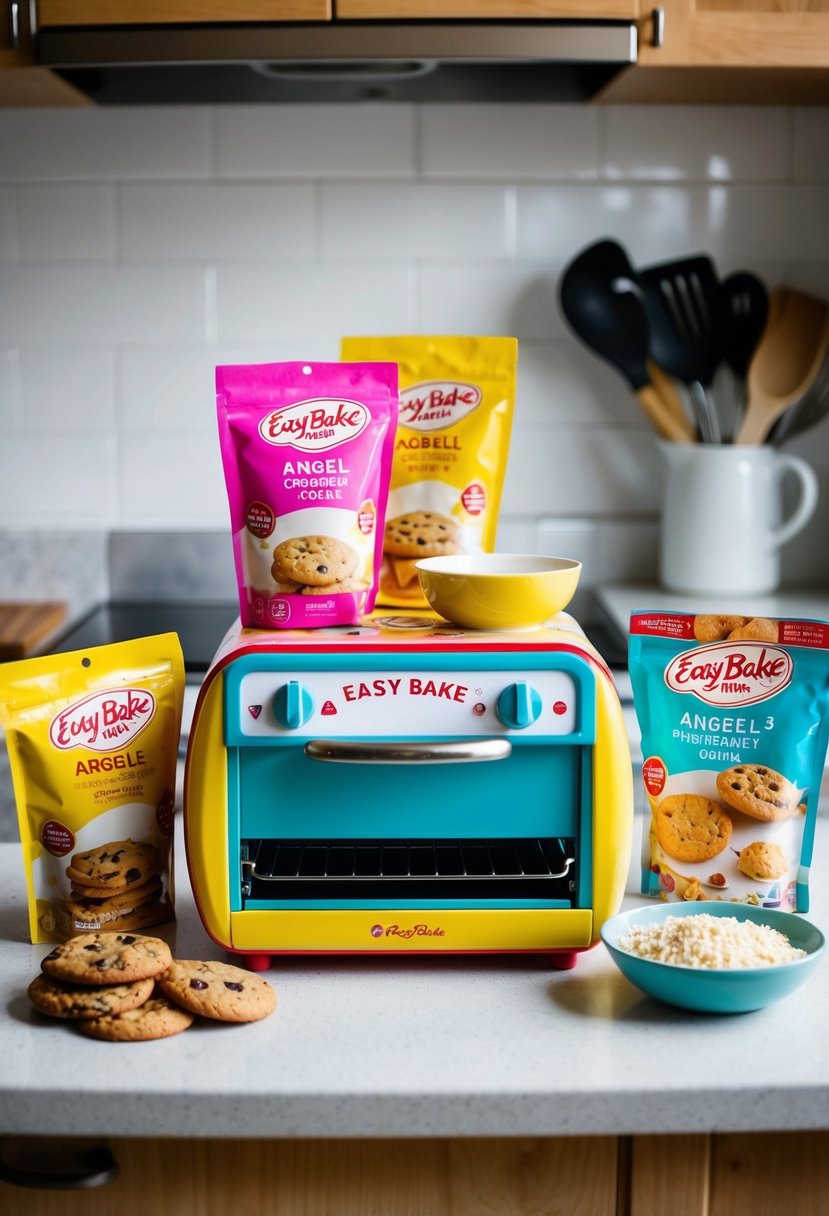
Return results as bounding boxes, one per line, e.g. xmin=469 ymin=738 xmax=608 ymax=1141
xmin=416 ymin=554 xmax=582 ymax=631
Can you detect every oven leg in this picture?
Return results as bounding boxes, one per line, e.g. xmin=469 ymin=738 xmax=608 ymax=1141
xmin=548 ymin=951 xmax=578 ymax=970
xmin=242 ymin=953 xmax=272 ymax=972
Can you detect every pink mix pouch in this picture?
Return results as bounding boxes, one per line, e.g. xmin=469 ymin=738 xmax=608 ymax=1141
xmin=217 ymin=361 xmax=398 ymax=629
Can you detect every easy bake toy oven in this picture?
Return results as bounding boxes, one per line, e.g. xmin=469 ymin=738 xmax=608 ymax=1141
xmin=183 ymin=617 xmax=633 ymax=969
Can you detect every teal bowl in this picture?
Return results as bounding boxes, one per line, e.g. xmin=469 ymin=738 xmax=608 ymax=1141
xmin=601 ymin=902 xmax=825 ymax=1014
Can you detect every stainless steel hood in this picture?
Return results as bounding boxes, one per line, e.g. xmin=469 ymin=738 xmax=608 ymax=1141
xmin=38 ymin=22 xmax=638 ymax=104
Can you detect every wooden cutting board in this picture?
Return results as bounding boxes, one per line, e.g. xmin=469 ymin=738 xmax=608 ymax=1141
xmin=0 ymin=602 xmax=68 ymax=662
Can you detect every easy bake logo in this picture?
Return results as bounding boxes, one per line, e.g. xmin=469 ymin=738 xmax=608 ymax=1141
xmin=371 ymin=923 xmax=446 ymax=940
xmin=259 ymin=398 xmax=369 ymax=452
xmin=399 ymin=380 xmax=482 ymax=431
xmin=49 ymin=688 xmax=156 ymax=752
xmin=665 ymin=642 xmax=793 ymax=707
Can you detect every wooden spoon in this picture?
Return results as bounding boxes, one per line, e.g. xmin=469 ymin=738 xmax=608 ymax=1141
xmin=736 ymin=287 xmax=829 ymax=445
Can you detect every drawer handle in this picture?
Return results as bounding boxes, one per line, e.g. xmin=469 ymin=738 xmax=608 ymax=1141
xmin=304 ymin=738 xmax=512 ymax=764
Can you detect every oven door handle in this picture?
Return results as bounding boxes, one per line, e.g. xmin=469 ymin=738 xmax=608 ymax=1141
xmin=303 ymin=738 xmax=512 ymax=764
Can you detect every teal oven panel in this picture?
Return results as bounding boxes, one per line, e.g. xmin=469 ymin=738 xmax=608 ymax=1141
xmin=236 ymin=744 xmax=581 ymax=841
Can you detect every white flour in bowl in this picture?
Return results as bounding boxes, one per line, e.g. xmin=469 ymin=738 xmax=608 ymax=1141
xmin=618 ymin=914 xmax=806 ymax=969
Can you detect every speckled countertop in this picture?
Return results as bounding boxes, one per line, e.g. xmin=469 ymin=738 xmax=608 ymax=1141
xmin=0 ymin=807 xmax=827 ymax=1142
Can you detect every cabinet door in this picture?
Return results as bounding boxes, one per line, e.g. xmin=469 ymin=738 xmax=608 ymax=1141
xmin=0 ymin=1 xmax=91 ymax=104
xmin=638 ymin=0 xmax=829 ymax=67
xmin=38 ymin=1 xmax=333 ymax=24
xmin=337 ymin=2 xmax=640 ymax=15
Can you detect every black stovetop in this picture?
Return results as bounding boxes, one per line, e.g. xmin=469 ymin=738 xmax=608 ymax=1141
xmin=46 ymin=597 xmax=628 ymax=676
xmin=49 ymin=602 xmax=239 ymax=676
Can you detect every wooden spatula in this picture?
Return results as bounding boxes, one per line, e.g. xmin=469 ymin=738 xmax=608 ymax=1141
xmin=736 ymin=287 xmax=829 ymax=445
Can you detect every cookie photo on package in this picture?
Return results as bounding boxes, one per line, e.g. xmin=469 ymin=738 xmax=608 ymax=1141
xmin=628 ymin=612 xmax=829 ymax=913
xmin=0 ymin=633 xmax=184 ymax=944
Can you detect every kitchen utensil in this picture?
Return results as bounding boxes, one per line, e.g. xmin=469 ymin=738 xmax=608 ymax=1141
xmin=658 ymin=440 xmax=818 ymax=594
xmin=638 ymin=254 xmax=723 ymax=443
xmin=720 ymin=271 xmax=769 ymax=439
xmin=416 ymin=554 xmax=581 ymax=631
xmin=736 ymin=286 xmax=829 ymax=445
xmin=602 ymin=902 xmax=825 ymax=1014
xmin=559 ymin=240 xmax=695 ymax=443
xmin=768 ymin=342 xmax=829 ymax=445
xmin=647 ymin=359 xmax=694 ymax=434
xmin=184 ymin=615 xmax=633 ymax=969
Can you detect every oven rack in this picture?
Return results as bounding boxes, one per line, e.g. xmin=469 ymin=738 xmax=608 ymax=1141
xmin=241 ymin=837 xmax=576 ymax=902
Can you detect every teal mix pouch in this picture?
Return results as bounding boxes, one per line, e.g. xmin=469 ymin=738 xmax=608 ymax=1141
xmin=629 ymin=612 xmax=829 ymax=913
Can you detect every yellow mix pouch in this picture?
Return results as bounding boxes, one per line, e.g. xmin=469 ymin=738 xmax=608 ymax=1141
xmin=340 ymin=335 xmax=517 ymax=607
xmin=0 ymin=633 xmax=184 ymax=943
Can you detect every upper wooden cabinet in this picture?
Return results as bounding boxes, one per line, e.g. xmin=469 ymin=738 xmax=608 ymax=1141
xmin=37 ymin=2 xmax=333 ymax=21
xmin=335 ymin=2 xmax=638 ymax=16
xmin=638 ymin=0 xmax=829 ymax=68
xmin=599 ymin=0 xmax=829 ymax=102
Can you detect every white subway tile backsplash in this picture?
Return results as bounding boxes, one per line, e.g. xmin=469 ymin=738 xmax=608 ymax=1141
xmin=0 ymin=267 xmax=210 ymax=344
xmin=603 ymin=107 xmax=789 ymax=183
xmin=20 ymin=347 xmax=116 ymax=431
xmin=516 ymin=183 xmax=829 ymax=267
xmin=420 ymin=105 xmax=599 ymax=180
xmin=18 ymin=186 xmax=117 ymax=262
xmin=214 ymin=104 xmax=417 ymax=178
xmin=0 ymin=189 xmax=17 ymax=261
xmin=416 ymin=266 xmax=561 ymax=341
xmin=501 ymin=425 xmax=662 ymax=517
xmin=120 ymin=184 xmax=316 ymax=261
xmin=119 ymin=433 xmax=227 ymax=527
xmin=0 ymin=100 xmax=826 ymax=594
xmin=0 ymin=435 xmax=119 ymax=524
xmin=121 ymin=346 xmax=216 ymax=432
xmin=0 ymin=108 xmax=213 ymax=182
xmin=537 ymin=518 xmax=600 ymax=574
xmin=0 ymin=349 xmax=21 ymax=432
xmin=519 ymin=342 xmax=656 ymax=427
xmin=216 ymin=263 xmax=415 ymax=341
xmin=793 ymin=108 xmax=829 ymax=181
xmin=320 ymin=183 xmax=511 ymax=259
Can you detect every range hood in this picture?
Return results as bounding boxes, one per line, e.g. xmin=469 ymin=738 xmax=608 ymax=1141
xmin=38 ymin=22 xmax=638 ymax=105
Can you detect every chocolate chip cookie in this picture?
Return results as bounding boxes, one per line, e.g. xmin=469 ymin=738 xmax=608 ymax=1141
xmin=716 ymin=763 xmax=798 ymax=822
xmin=66 ymin=839 xmax=163 ymax=891
xmin=27 ymin=973 xmax=155 ymax=1020
xmin=271 ymin=535 xmax=358 ymax=588
xmin=384 ymin=511 xmax=460 ymax=559
xmin=157 ymin=959 xmax=277 ymax=1023
xmin=654 ymin=793 xmax=733 ymax=863
xmin=41 ymin=932 xmax=173 ymax=986
xmin=77 ymin=994 xmax=194 ymax=1042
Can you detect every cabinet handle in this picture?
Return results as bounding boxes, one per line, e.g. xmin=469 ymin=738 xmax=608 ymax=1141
xmin=651 ymin=6 xmax=666 ymax=49
xmin=8 ymin=2 xmax=20 ymax=50
xmin=0 ymin=1138 xmax=118 ymax=1190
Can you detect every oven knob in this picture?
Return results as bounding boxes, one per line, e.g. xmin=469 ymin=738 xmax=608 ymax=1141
xmin=496 ymin=681 xmax=542 ymax=730
xmin=272 ymin=680 xmax=314 ymax=730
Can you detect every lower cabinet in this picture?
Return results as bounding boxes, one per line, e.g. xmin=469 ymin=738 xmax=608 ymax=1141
xmin=1 ymin=1131 xmax=826 ymax=1214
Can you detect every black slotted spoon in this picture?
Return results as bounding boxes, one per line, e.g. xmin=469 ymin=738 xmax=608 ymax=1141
xmin=638 ymin=254 xmax=724 ymax=443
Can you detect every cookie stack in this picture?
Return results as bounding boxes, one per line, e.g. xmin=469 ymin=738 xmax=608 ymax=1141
xmin=28 ymin=931 xmax=277 ymax=1042
xmin=64 ymin=839 xmax=169 ymax=932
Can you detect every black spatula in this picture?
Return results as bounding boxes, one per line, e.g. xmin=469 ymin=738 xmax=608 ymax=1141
xmin=559 ymin=240 xmax=694 ymax=443
xmin=638 ymin=254 xmax=723 ymax=442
